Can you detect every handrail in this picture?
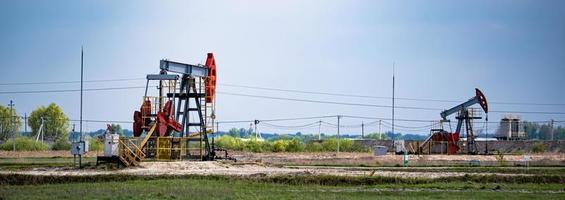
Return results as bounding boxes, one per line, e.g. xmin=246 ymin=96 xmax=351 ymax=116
xmin=119 ymin=140 xmax=140 ymax=160
xmin=126 ymin=139 xmax=146 ymax=158
xmin=140 ymin=123 xmax=157 ymax=149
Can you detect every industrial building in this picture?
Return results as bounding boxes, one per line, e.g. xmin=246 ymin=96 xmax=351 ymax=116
xmin=495 ymin=115 xmax=527 ymax=140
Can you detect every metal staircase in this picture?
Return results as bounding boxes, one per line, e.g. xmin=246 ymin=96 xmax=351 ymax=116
xmin=117 ymin=123 xmax=155 ymax=167
xmin=118 ymin=138 xmax=145 ymax=167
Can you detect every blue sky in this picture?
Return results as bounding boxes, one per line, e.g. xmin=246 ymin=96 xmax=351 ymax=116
xmin=1 ymin=0 xmax=564 ymax=135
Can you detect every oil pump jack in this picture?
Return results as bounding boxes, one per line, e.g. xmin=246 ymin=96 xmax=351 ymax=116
xmin=131 ymin=53 xmax=220 ymax=161
xmin=420 ymin=88 xmax=488 ymax=155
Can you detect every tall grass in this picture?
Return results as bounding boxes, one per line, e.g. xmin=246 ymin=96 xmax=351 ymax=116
xmin=0 ymin=137 xmax=49 ymax=151
xmin=51 ymin=139 xmax=71 ymax=150
xmin=215 ymin=136 xmax=367 ymax=153
xmin=89 ymin=137 xmax=103 ymax=151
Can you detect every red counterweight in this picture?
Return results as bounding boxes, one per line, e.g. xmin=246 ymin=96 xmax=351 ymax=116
xmin=205 ymin=53 xmax=217 ymax=103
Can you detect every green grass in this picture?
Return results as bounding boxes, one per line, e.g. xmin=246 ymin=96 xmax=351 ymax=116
xmin=0 ymin=137 xmax=49 ymax=151
xmin=0 ymin=177 xmax=563 ymax=200
xmin=286 ymin=165 xmax=565 ymax=175
xmin=0 ymin=157 xmax=564 ymax=199
xmin=0 ymin=157 xmax=97 ymax=170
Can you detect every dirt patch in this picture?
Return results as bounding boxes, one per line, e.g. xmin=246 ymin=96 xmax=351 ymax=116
xmin=1 ymin=151 xmax=563 ymax=178
xmin=230 ymin=152 xmax=565 ymax=166
xmin=0 ymin=161 xmax=544 ymax=179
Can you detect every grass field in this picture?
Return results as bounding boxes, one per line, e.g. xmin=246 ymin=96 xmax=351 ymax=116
xmin=1 ymin=155 xmax=564 ymax=199
xmin=0 ymin=157 xmax=97 ymax=170
xmin=1 ymin=176 xmax=564 ymax=200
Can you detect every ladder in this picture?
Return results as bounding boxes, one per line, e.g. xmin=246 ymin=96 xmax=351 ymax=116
xmin=118 ymin=138 xmax=146 ymax=167
xmin=117 ymin=123 xmax=155 ymax=167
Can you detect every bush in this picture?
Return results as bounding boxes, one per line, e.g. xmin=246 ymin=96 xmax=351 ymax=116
xmin=51 ymin=139 xmax=71 ymax=150
xmin=244 ymin=139 xmax=271 ymax=153
xmin=305 ymin=142 xmax=324 ymax=152
xmin=89 ymin=137 xmax=103 ymax=151
xmin=321 ymin=139 xmax=338 ymax=151
xmin=531 ymin=142 xmax=546 ymax=153
xmin=0 ymin=137 xmax=49 ymax=151
xmin=338 ymin=139 xmax=353 ymax=151
xmin=215 ymin=136 xmax=367 ymax=153
xmin=216 ymin=135 xmax=245 ymax=151
xmin=286 ymin=139 xmax=305 ymax=152
xmin=272 ymin=140 xmax=289 ymax=152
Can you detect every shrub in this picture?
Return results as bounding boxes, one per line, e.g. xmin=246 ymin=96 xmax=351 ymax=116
xmin=286 ymin=139 xmax=305 ymax=152
xmin=321 ymin=139 xmax=338 ymax=151
xmin=216 ymin=135 xmax=245 ymax=151
xmin=272 ymin=140 xmax=289 ymax=152
xmin=89 ymin=137 xmax=103 ymax=151
xmin=51 ymin=139 xmax=71 ymax=150
xmin=305 ymin=142 xmax=324 ymax=152
xmin=0 ymin=137 xmax=49 ymax=151
xmin=531 ymin=142 xmax=546 ymax=153
xmin=338 ymin=139 xmax=353 ymax=151
xmin=244 ymin=139 xmax=271 ymax=153
xmin=215 ymin=136 xmax=366 ymax=153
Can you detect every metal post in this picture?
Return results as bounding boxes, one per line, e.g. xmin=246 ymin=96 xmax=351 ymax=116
xmin=392 ymin=62 xmax=395 ymax=150
xmin=485 ymin=114 xmax=489 ymax=154
xmin=392 ymin=62 xmax=395 ymax=138
xmin=254 ymin=120 xmax=259 ymax=139
xmin=9 ymin=100 xmax=15 ymax=151
xmin=72 ymin=124 xmax=76 ymax=141
xmin=550 ymin=119 xmax=554 ymax=141
xmin=80 ymin=47 xmax=83 ymax=142
xmin=378 ymin=120 xmax=382 ymax=140
xmin=361 ymin=121 xmax=364 ymax=139
xmin=24 ymin=113 xmax=27 ymax=134
xmin=79 ymin=47 xmax=84 ymax=169
xmin=41 ymin=118 xmax=44 ymax=143
xmin=318 ymin=120 xmax=322 ymax=140
xmin=337 ymin=115 xmax=341 ymax=155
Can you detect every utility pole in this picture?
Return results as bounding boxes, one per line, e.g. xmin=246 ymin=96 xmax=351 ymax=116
xmin=550 ymin=119 xmax=554 ymax=141
xmin=318 ymin=120 xmax=322 ymax=140
xmin=72 ymin=124 xmax=76 ymax=140
xmin=41 ymin=117 xmax=44 ymax=143
xmin=254 ymin=120 xmax=259 ymax=139
xmin=79 ymin=47 xmax=84 ymax=169
xmin=361 ymin=121 xmax=364 ymax=139
xmin=392 ymin=63 xmax=395 ymax=136
xmin=485 ymin=114 xmax=489 ymax=154
xmin=392 ymin=62 xmax=395 ymax=149
xmin=80 ymin=47 xmax=84 ymax=143
xmin=9 ymin=100 xmax=15 ymax=151
xmin=24 ymin=113 xmax=27 ymax=134
xmin=378 ymin=120 xmax=382 ymax=140
xmin=337 ymin=115 xmax=341 ymax=155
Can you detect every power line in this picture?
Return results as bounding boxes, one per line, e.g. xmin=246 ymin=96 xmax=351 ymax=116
xmin=218 ymin=91 xmax=441 ymax=111
xmin=1 ymin=84 xmax=564 ymax=115
xmin=260 ymin=121 xmax=320 ymax=129
xmin=0 ymin=78 xmax=145 ymax=86
xmin=0 ymin=86 xmax=146 ymax=94
xmin=220 ymin=83 xmax=565 ymax=106
xmin=258 ymin=115 xmax=340 ymax=122
xmin=219 ymin=92 xmax=565 ymax=115
xmin=1 ymin=77 xmax=563 ymax=106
